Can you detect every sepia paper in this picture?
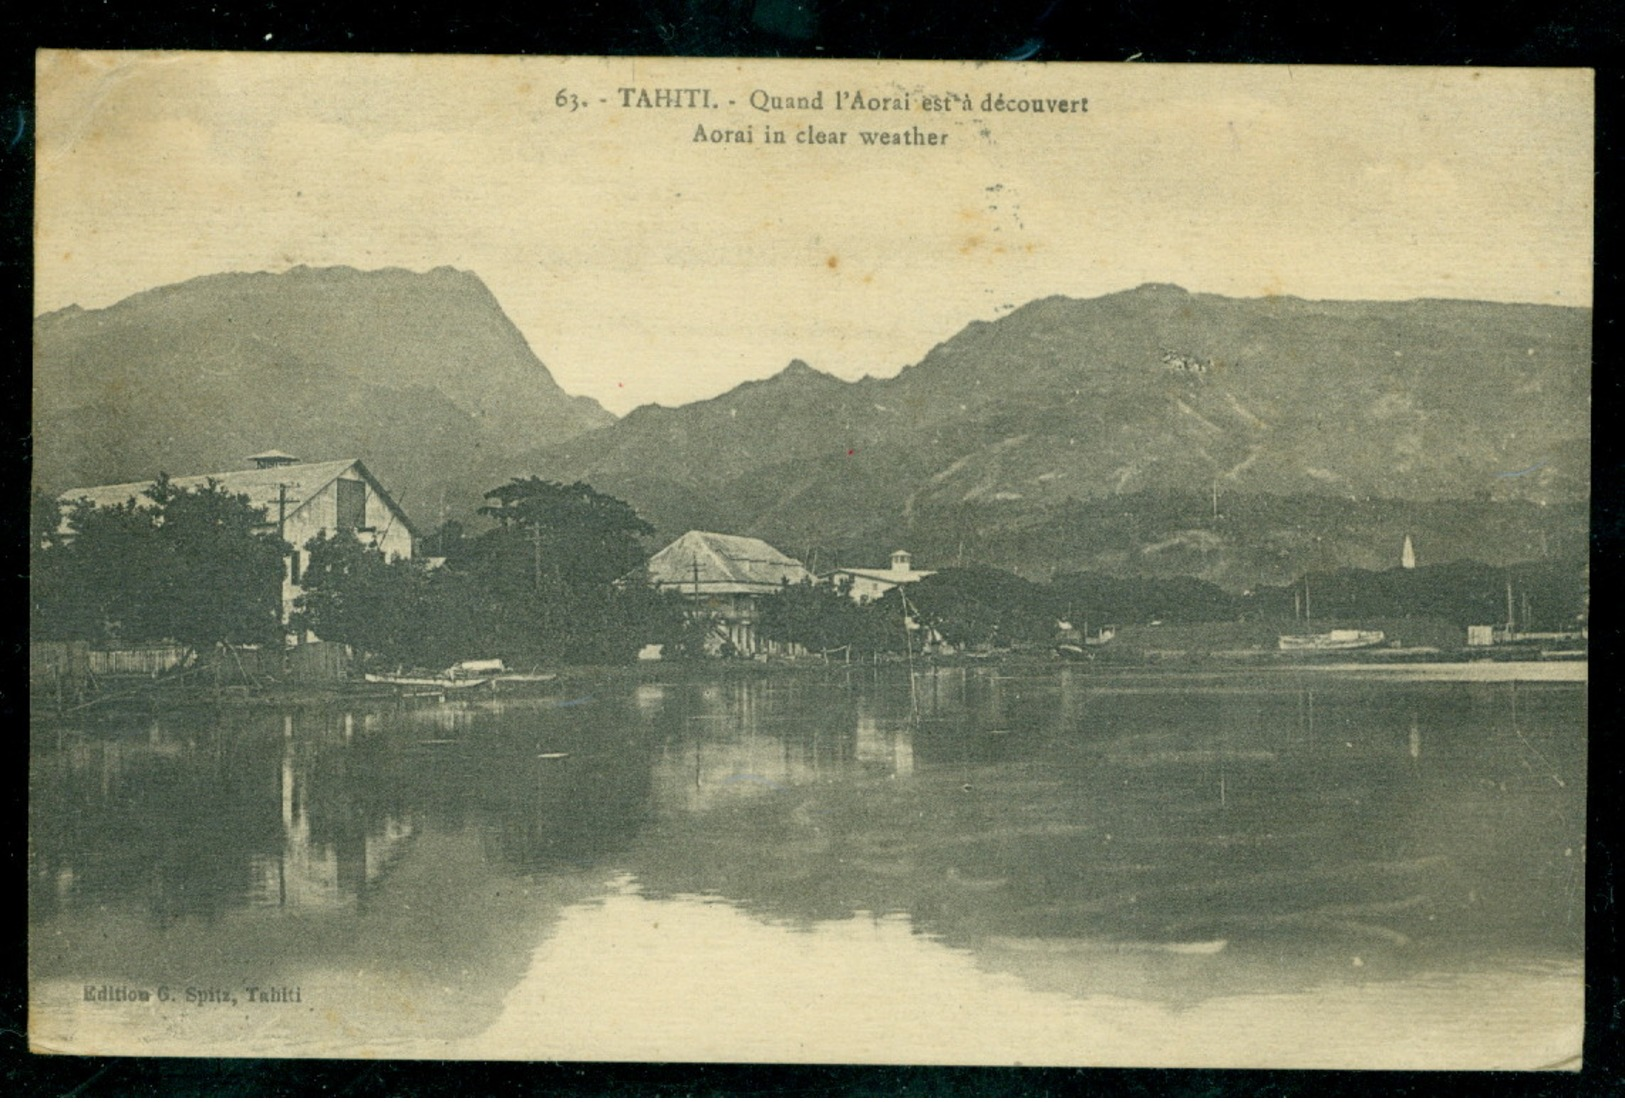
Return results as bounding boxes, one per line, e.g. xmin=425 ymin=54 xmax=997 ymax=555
xmin=30 ymin=52 xmax=1591 ymax=1068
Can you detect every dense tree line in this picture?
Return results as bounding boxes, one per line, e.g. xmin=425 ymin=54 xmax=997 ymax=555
xmin=754 ymin=557 xmax=1588 ymax=654
xmin=32 ymin=478 xmax=289 ymax=648
xmin=33 ymin=472 xmax=1587 ymax=665
xmin=1250 ymin=560 xmax=1587 ymax=632
xmin=755 ymin=567 xmax=1245 ymax=654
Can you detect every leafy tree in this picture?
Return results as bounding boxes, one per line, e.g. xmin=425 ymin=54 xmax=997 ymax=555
xmin=32 ymin=489 xmax=143 ymax=641
xmin=292 ymin=532 xmax=431 ymax=662
xmin=758 ymin=578 xmax=858 ymax=654
xmin=904 ymin=567 xmax=1055 ymax=648
xmin=755 ymin=577 xmax=909 ymax=656
xmin=145 ymin=477 xmax=291 ymax=646
xmin=295 ymin=478 xmax=670 ymax=669
xmin=637 ymin=587 xmax=715 ymax=659
xmin=32 ymin=477 xmax=288 ymax=647
xmin=474 ymin=477 xmax=655 ymax=591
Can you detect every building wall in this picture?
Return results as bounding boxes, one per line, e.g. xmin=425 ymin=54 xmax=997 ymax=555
xmin=280 ymin=466 xmax=413 ymax=628
xmin=284 ymin=469 xmax=413 ymax=559
xmin=827 ymin=571 xmax=902 ymax=604
xmin=847 ymin=575 xmax=893 ymax=603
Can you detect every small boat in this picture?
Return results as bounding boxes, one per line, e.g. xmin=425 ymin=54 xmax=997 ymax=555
xmin=447 ymin=658 xmax=505 ymax=677
xmin=445 ymin=660 xmax=557 ymax=684
xmin=1055 ymin=643 xmax=1093 ymax=662
xmin=1278 ymin=629 xmax=1385 ymax=652
xmin=364 ymin=673 xmax=491 ymax=691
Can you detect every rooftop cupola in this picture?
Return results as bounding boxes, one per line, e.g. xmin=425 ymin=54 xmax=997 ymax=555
xmin=891 ymin=550 xmax=912 ymax=572
xmin=248 ymin=450 xmax=301 ymax=469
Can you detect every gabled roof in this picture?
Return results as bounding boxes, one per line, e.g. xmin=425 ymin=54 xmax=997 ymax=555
xmin=644 ymin=530 xmax=810 ymax=594
xmin=58 ymin=458 xmax=417 ymax=537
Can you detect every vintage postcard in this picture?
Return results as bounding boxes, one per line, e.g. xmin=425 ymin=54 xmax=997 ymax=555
xmin=29 ymin=53 xmax=1590 ymax=1068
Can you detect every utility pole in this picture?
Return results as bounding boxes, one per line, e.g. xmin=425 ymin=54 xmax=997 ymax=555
xmin=900 ymin=585 xmax=920 ymax=720
xmin=277 ymin=483 xmax=291 ymax=607
xmin=532 ymin=521 xmax=543 ymax=590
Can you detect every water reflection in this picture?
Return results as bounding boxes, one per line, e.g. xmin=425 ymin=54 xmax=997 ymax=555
xmin=29 ymin=666 xmax=1585 ymax=1065
xmin=31 ymin=696 xmax=659 ymax=921
xmin=623 ymin=669 xmax=1584 ymax=977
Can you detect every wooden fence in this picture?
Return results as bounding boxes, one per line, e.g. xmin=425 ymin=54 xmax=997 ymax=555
xmin=285 ymin=641 xmax=352 ymax=684
xmin=32 ymin=639 xmax=355 ymax=706
xmin=88 ymin=644 xmax=194 ymax=678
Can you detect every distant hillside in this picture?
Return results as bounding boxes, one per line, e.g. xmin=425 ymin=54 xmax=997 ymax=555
xmin=33 ymin=265 xmax=614 ymax=520
xmin=525 ymin=286 xmax=1589 ymax=586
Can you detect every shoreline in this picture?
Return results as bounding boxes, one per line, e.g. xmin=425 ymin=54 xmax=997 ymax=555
xmin=30 ymin=651 xmax=1587 ymax=719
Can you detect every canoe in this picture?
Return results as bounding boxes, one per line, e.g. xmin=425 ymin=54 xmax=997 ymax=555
xmin=364 ymin=673 xmax=491 ymax=690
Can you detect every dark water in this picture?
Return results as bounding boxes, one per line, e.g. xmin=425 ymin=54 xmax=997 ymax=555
xmin=29 ymin=664 xmax=1585 ymax=1066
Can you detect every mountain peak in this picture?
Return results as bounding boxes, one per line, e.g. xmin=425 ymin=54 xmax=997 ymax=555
xmin=33 ymin=264 xmax=615 ymax=510
xmin=777 ymin=359 xmax=826 ymax=380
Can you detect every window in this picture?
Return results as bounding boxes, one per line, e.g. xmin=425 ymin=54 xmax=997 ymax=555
xmin=335 ymin=478 xmax=366 ymax=531
xmin=289 ymin=550 xmax=302 ymax=585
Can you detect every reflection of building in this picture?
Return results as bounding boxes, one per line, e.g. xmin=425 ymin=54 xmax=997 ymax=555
xmin=255 ymin=712 xmax=417 ymax=908
xmin=58 ymin=452 xmax=416 ymax=627
xmin=854 ymin=710 xmax=914 ymax=778
xmin=820 ymin=550 xmax=935 ymax=603
xmin=647 ymin=681 xmax=853 ymax=811
xmin=641 ymin=530 xmax=811 ymax=655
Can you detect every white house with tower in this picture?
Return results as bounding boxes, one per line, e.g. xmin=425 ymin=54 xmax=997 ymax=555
xmin=819 ymin=550 xmax=935 ymax=603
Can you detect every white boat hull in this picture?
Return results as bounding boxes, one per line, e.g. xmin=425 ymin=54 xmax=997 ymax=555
xmin=1278 ymin=629 xmax=1386 ymax=652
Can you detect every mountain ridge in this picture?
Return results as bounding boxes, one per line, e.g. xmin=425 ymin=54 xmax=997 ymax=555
xmin=522 ymin=283 xmax=1589 ymax=586
xmin=33 ymin=273 xmax=1590 ymax=588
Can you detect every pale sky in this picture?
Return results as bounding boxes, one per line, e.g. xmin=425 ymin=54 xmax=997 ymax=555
xmin=36 ymin=53 xmax=1593 ymax=415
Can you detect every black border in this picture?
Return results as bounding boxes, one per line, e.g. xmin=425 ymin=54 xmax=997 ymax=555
xmin=4 ymin=1 xmax=1620 ymax=1095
